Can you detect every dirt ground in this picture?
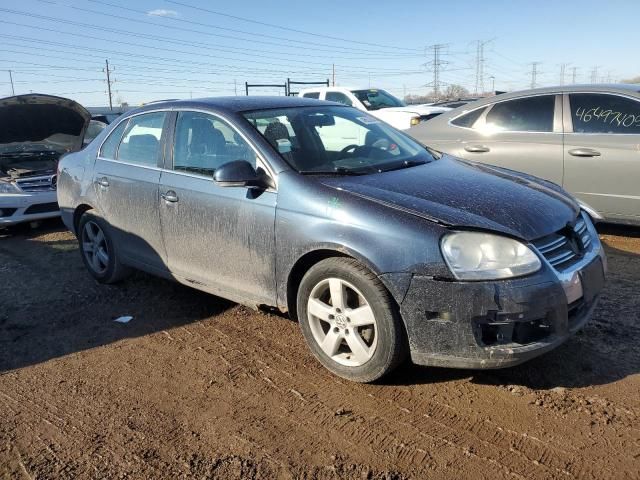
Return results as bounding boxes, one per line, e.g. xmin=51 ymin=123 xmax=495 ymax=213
xmin=1 ymin=220 xmax=639 ymax=479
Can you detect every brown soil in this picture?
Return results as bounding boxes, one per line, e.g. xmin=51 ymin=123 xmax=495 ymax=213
xmin=1 ymin=220 xmax=639 ymax=479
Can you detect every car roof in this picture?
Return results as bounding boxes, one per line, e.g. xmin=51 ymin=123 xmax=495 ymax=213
xmin=129 ymin=96 xmax=337 ymax=115
xmin=461 ymin=83 xmax=640 ymax=108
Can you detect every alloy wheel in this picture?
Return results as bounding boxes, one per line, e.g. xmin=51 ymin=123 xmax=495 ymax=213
xmin=307 ymin=277 xmax=378 ymax=367
xmin=82 ymin=220 xmax=109 ymax=275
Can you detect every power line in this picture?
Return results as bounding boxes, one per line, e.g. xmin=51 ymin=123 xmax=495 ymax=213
xmin=474 ymin=39 xmax=493 ymax=94
xmin=160 ymin=0 xmax=423 ymax=53
xmin=590 ymin=66 xmax=600 ymax=83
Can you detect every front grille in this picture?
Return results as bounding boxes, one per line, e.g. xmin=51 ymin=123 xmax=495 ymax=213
xmin=532 ymin=214 xmax=592 ymax=271
xmin=23 ymin=202 xmax=59 ymax=215
xmin=15 ymin=175 xmax=57 ymax=192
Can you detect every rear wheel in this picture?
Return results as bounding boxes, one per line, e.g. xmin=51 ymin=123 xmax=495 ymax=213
xmin=297 ymin=257 xmax=407 ymax=382
xmin=78 ymin=211 xmax=131 ymax=284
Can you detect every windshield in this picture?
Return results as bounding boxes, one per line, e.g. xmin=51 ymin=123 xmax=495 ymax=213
xmin=351 ymin=89 xmax=406 ymax=110
xmin=243 ymin=105 xmax=434 ymax=175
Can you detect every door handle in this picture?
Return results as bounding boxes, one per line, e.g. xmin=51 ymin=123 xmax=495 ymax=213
xmin=568 ymin=148 xmax=601 ymax=157
xmin=161 ymin=191 xmax=179 ymax=203
xmin=96 ymin=177 xmax=109 ymax=188
xmin=464 ymin=145 xmax=491 ymax=153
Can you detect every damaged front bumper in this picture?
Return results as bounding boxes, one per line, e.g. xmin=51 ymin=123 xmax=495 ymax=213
xmin=399 ymin=231 xmax=606 ymax=370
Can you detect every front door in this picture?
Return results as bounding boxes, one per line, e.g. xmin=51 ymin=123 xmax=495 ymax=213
xmin=456 ymin=94 xmax=564 ymax=185
xmin=158 ymin=110 xmax=277 ymax=305
xmin=93 ymin=111 xmax=168 ymax=269
xmin=563 ymin=92 xmax=640 ymax=223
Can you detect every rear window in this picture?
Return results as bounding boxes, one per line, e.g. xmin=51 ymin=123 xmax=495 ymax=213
xmin=302 ymin=92 xmax=320 ymax=99
xmin=451 ymin=107 xmax=486 ymax=128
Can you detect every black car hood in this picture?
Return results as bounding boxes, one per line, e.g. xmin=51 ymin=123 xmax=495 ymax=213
xmin=0 ymin=94 xmax=91 ymax=154
xmin=320 ymin=156 xmax=579 ymax=241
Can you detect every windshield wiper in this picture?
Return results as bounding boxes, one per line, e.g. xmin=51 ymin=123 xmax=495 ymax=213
xmin=299 ymin=166 xmax=367 ymax=176
xmin=377 ymin=159 xmax=428 ymax=173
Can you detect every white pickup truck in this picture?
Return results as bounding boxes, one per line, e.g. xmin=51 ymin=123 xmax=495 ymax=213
xmin=298 ymin=87 xmax=450 ymax=130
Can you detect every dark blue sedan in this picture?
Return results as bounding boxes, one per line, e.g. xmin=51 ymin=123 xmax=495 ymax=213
xmin=57 ymin=96 xmax=606 ymax=382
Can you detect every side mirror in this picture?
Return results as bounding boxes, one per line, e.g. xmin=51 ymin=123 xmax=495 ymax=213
xmin=214 ymin=160 xmax=271 ymax=188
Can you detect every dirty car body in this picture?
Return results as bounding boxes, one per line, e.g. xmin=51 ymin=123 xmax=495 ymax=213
xmin=0 ymin=94 xmax=90 ymax=226
xmin=57 ymin=97 xmax=606 ymax=380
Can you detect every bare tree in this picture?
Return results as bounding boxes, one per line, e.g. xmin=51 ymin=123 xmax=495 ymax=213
xmin=443 ymin=84 xmax=469 ymax=99
xmin=622 ymin=76 xmax=640 ymax=84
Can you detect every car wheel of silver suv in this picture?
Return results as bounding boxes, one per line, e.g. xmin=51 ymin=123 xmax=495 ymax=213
xmin=78 ymin=211 xmax=131 ymax=284
xmin=297 ymin=257 xmax=407 ymax=382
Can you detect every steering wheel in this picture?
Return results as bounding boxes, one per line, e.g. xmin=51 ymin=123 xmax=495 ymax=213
xmin=339 ymin=144 xmax=359 ymax=156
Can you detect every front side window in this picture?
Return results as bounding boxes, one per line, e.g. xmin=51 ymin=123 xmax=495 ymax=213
xmin=172 ymin=111 xmax=257 ymax=177
xmin=302 ymin=92 xmax=320 ymax=99
xmin=117 ymin=112 xmax=166 ymax=166
xmin=99 ymin=119 xmax=128 ymax=159
xmin=325 ymin=92 xmax=353 ymax=106
xmin=570 ymin=93 xmax=640 ymax=134
xmin=351 ymin=89 xmax=405 ymax=110
xmin=485 ymin=95 xmax=555 ymax=132
xmin=243 ymin=105 xmax=434 ymax=174
xmin=451 ymin=107 xmax=486 ymax=128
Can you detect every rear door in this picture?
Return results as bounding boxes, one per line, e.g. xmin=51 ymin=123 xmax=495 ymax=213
xmin=563 ymin=92 xmax=640 ymax=222
xmin=456 ymin=94 xmax=564 ymax=184
xmin=158 ymin=110 xmax=277 ymax=305
xmin=93 ymin=111 xmax=168 ymax=270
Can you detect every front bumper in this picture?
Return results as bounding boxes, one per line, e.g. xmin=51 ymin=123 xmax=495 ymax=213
xmin=400 ymin=242 xmax=606 ymax=370
xmin=0 ymin=191 xmax=60 ymax=226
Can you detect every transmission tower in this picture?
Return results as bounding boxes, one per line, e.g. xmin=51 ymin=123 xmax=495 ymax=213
xmin=424 ymin=44 xmax=449 ymax=99
xmin=529 ymin=62 xmax=541 ymax=89
xmin=474 ymin=39 xmax=492 ymax=95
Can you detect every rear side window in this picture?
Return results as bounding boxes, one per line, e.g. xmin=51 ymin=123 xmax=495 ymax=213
xmin=117 ymin=112 xmax=166 ymax=166
xmin=485 ymin=95 xmax=555 ymax=132
xmin=451 ymin=107 xmax=486 ymax=128
xmin=570 ymin=93 xmax=640 ymax=134
xmin=325 ymin=91 xmax=353 ymax=106
xmin=99 ymin=120 xmax=128 ymax=159
xmin=302 ymin=92 xmax=320 ymax=99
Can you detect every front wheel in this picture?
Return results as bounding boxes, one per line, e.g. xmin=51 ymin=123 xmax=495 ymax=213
xmin=297 ymin=257 xmax=407 ymax=382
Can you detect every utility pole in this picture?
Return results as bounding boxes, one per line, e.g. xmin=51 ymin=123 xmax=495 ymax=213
xmin=103 ymin=59 xmax=114 ymax=111
xmin=234 ymin=79 xmax=237 ymax=95
xmin=8 ymin=70 xmax=15 ymax=95
xmin=571 ymin=66 xmax=578 ymax=84
xmin=332 ymin=63 xmax=335 ymax=86
xmin=529 ymin=62 xmax=541 ymax=89
xmin=489 ymin=75 xmax=495 ymax=93
xmin=590 ymin=66 xmax=599 ymax=83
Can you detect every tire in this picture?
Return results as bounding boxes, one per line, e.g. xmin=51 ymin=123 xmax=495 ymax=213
xmin=77 ymin=211 xmax=131 ymax=284
xmin=297 ymin=257 xmax=407 ymax=383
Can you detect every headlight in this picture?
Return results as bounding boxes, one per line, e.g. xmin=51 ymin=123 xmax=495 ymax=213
xmin=0 ymin=181 xmax=20 ymax=194
xmin=410 ymin=116 xmax=421 ymax=126
xmin=441 ymin=232 xmax=541 ymax=280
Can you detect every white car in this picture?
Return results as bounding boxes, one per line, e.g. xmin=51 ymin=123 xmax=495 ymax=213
xmin=297 ymin=87 xmax=450 ymax=130
xmin=0 ymin=94 xmax=90 ymax=227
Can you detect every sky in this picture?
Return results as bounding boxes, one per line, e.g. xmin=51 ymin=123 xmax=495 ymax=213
xmin=0 ymin=0 xmax=638 ymax=107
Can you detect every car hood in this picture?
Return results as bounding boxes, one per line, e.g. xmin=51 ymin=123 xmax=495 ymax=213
xmin=319 ymin=155 xmax=579 ymax=241
xmin=0 ymin=94 xmax=91 ymax=154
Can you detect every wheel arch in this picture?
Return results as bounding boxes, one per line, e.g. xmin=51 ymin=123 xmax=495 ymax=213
xmin=73 ymin=203 xmax=95 ymax=236
xmin=285 ymin=246 xmax=390 ymax=321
